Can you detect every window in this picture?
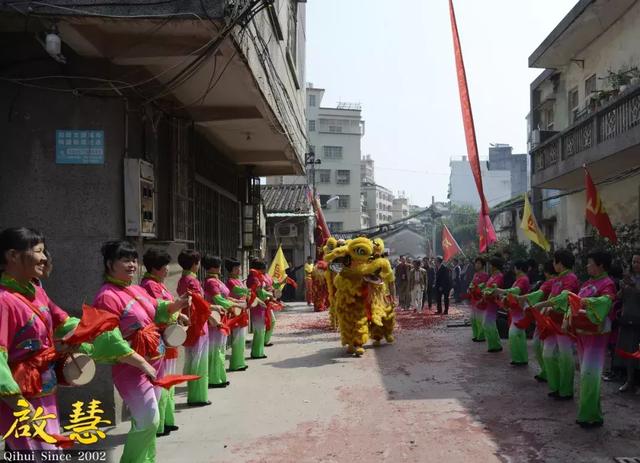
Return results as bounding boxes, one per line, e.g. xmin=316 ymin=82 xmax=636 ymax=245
xmin=336 ymin=170 xmax=351 ymax=184
xmin=544 ymin=107 xmax=554 ymax=130
xmin=318 ymin=169 xmax=331 ymax=184
xmin=568 ymin=87 xmax=579 ymax=124
xmin=338 ymin=195 xmax=350 ymax=209
xmin=319 ymin=194 xmax=331 ymax=209
xmin=308 ymin=120 xmax=316 ymax=132
xmin=585 ymin=74 xmax=597 ymax=96
xmin=287 ymin=0 xmax=298 ymax=65
xmin=329 ymin=125 xmax=343 ymax=133
xmin=323 ymin=146 xmax=343 ymax=159
xmin=308 ymin=94 xmax=316 ymax=107
xmin=327 ymin=222 xmax=343 ymax=232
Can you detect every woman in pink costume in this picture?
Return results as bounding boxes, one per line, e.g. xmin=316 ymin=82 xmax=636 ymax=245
xmin=0 ymin=228 xmax=133 ymax=452
xmin=94 ymin=241 xmax=189 ymax=463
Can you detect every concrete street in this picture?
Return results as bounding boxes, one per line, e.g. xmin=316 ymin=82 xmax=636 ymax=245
xmin=102 ymin=302 xmax=640 ymax=463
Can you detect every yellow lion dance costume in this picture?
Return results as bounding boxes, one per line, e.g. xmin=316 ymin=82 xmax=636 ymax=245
xmin=324 ymin=237 xmax=396 ymax=356
xmin=323 ymin=237 xmax=339 ymax=330
xmin=366 ymin=239 xmax=396 ymax=345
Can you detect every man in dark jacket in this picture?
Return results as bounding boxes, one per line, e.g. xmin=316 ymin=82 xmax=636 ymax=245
xmin=452 ymin=258 xmax=462 ymax=303
xmin=435 ymin=256 xmax=452 ymax=315
xmin=422 ymin=257 xmax=436 ymax=310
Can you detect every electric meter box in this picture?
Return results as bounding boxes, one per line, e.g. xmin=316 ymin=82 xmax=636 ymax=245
xmin=124 ymin=159 xmax=156 ymax=237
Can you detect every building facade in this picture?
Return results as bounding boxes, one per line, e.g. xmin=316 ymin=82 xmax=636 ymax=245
xmin=306 ymin=87 xmax=364 ymax=232
xmin=392 ymin=194 xmax=410 ymax=221
xmin=261 ymin=184 xmax=313 ymax=300
xmin=449 ymin=156 xmax=512 ymax=209
xmin=0 ymin=0 xmax=306 ymax=421
xmin=528 ymin=0 xmax=640 ymax=247
xmin=488 ymin=144 xmax=529 ymax=198
xmin=362 ymin=182 xmax=394 ymax=227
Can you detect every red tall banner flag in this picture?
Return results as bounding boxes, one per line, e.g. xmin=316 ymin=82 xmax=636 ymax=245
xmin=442 ymin=224 xmax=462 ymax=262
xmin=584 ymin=167 xmax=617 ymax=243
xmin=449 ymin=0 xmax=497 ymax=252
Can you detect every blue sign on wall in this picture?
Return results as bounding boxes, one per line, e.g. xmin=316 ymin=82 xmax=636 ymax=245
xmin=56 ymin=130 xmax=105 ymax=164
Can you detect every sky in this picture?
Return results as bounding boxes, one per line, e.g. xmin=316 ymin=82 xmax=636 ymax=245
xmin=305 ymin=0 xmax=578 ymax=207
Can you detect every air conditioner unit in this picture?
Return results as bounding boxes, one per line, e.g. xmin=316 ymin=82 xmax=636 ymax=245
xmin=277 ymin=224 xmax=298 ymax=238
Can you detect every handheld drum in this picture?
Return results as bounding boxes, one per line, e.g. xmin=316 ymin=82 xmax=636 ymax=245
xmin=56 ymin=353 xmax=96 ymax=387
xmin=163 ymin=324 xmax=187 ymax=347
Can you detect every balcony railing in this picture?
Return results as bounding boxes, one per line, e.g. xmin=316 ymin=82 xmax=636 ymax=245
xmin=532 ymin=84 xmax=640 ymax=174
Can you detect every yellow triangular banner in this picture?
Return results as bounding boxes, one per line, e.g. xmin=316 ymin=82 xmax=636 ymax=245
xmin=268 ymin=245 xmax=290 ymax=284
xmin=520 ymin=194 xmax=551 ymax=251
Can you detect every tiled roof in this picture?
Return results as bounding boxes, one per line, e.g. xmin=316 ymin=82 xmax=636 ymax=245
xmin=261 ymin=184 xmax=311 ymax=214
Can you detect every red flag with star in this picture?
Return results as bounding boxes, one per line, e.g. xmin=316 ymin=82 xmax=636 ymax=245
xmin=584 ymin=167 xmax=617 ymax=243
xmin=442 ymin=224 xmax=462 ymax=262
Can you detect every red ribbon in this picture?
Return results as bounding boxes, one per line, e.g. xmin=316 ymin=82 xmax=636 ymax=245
xmin=63 ymin=305 xmax=120 ymax=345
xmin=616 ymin=348 xmax=640 ymax=360
xmin=9 ymin=347 xmax=58 ymax=398
xmin=152 ymin=374 xmax=200 ymax=389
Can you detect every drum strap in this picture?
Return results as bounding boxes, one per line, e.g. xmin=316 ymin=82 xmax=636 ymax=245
xmin=3 ymin=291 xmax=58 ymax=397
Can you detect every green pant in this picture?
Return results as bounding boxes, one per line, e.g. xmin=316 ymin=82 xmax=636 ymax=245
xmin=251 ymin=328 xmax=266 ymax=358
xmin=508 ymin=321 xmax=528 ymax=364
xmin=576 ymin=335 xmax=607 ymax=424
xmin=157 ymin=389 xmax=168 ymax=434
xmin=543 ymin=334 xmax=575 ymax=397
xmin=533 ymin=330 xmax=546 ymax=380
xmin=264 ymin=310 xmax=276 ymax=345
xmin=483 ymin=306 xmax=502 ymax=351
xmin=184 ymin=334 xmax=209 ymax=403
xmin=472 ymin=307 xmax=485 ymax=341
xmin=208 ymin=328 xmax=228 ymax=386
xmin=230 ymin=327 xmax=248 ymax=370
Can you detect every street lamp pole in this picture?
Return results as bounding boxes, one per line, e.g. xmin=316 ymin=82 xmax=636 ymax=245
xmin=305 ymin=151 xmax=321 ymax=199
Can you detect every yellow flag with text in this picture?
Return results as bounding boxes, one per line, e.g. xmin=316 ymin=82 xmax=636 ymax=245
xmin=268 ymin=245 xmax=290 ymax=285
xmin=520 ymin=194 xmax=551 ymax=251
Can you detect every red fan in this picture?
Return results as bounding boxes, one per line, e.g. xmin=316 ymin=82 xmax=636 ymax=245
xmin=286 ymin=277 xmax=298 ymax=289
xmin=63 ymin=305 xmax=120 ymax=345
xmin=226 ymin=311 xmax=249 ymax=331
xmin=514 ymin=310 xmax=534 ymax=330
xmin=152 ymin=374 xmax=201 ymax=389
xmin=129 ymin=323 xmax=160 ymax=359
xmin=184 ymin=292 xmax=212 ymax=347
xmin=567 ymin=292 xmax=600 ymax=333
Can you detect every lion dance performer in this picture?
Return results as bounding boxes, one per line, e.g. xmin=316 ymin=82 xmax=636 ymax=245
xmin=323 ymin=238 xmax=339 ymax=330
xmin=312 ymin=260 xmax=329 ymax=312
xmin=324 ymin=237 xmax=395 ymax=356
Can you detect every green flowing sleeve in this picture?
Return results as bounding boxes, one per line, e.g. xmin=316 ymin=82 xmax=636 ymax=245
xmin=213 ymin=295 xmax=233 ymax=310
xmin=54 ymin=316 xmax=80 ymax=340
xmin=503 ymin=288 xmax=522 ymax=296
xmin=583 ymin=296 xmax=613 ymax=325
xmin=154 ymin=300 xmax=172 ymax=325
xmin=0 ymin=349 xmax=21 ymax=396
xmin=481 ymin=286 xmax=496 ymax=296
xmin=547 ymin=290 xmax=570 ymax=314
xmin=257 ymin=288 xmax=271 ymax=300
xmin=90 ymin=328 xmax=134 ymax=364
xmin=525 ymin=290 xmax=546 ymax=307
xmin=232 ymin=286 xmax=250 ymax=298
